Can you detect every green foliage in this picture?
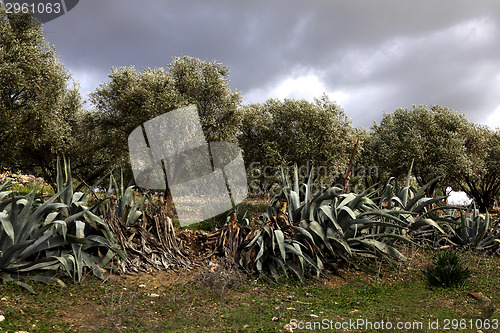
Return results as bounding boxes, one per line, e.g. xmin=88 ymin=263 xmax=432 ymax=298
xmin=374 ymin=164 xmax=448 ymax=234
xmin=239 ymin=95 xmax=356 ymax=194
xmin=105 ymin=170 xmax=150 ymax=226
xmin=241 ymin=165 xmax=416 ymax=282
xmin=423 ymin=250 xmax=471 ymax=288
xmin=368 ymin=105 xmax=500 ymax=212
xmin=0 ymin=158 xmax=125 ymax=293
xmin=84 ymin=56 xmax=242 ymax=182
xmin=239 ymin=225 xmax=324 ymax=283
xmin=443 ymin=202 xmax=500 ymax=251
xmin=0 ymin=8 xmax=82 ymax=182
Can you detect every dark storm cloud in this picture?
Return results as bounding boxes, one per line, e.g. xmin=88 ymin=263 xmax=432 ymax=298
xmin=42 ymin=0 xmax=500 ymax=127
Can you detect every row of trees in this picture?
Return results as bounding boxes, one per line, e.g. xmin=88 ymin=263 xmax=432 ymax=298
xmin=1 ymin=10 xmax=499 ymax=211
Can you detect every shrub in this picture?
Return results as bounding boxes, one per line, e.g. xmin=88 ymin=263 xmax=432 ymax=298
xmin=423 ymin=250 xmax=471 ymax=288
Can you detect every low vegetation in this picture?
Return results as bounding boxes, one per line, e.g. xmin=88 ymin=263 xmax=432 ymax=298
xmin=1 ymin=160 xmax=498 ymax=332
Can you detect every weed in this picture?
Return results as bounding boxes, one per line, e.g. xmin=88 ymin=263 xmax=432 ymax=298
xmin=422 ymin=250 xmax=471 ymax=288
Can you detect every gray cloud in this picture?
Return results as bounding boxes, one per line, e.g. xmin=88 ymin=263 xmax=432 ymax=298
xmin=42 ymin=0 xmax=500 ymax=128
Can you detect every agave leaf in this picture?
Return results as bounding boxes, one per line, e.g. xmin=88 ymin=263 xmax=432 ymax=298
xmin=85 ymin=235 xmax=120 ymax=251
xmin=0 ymin=239 xmax=36 ymax=268
xmin=473 ymin=210 xmax=490 ymax=249
xmin=353 ymin=238 xmax=407 ymax=261
xmin=99 ymin=248 xmax=116 ymax=267
xmin=285 ymin=189 xmax=300 ymax=219
xmin=338 ymin=205 xmax=357 ymax=224
xmin=54 ymin=254 xmax=75 ymax=278
xmin=308 ymin=221 xmax=326 ymax=241
xmin=293 ymin=164 xmax=300 ymax=194
xmin=291 ymin=225 xmax=316 ymax=245
xmin=291 ymin=242 xmax=304 ymax=271
xmin=16 ymin=258 xmax=61 ymax=272
xmin=72 ymin=220 xmax=85 ymax=282
xmin=319 ymin=205 xmax=343 ymax=233
xmin=18 ymin=186 xmax=69 ymax=243
xmin=0 ymin=180 xmax=12 ymax=192
xmin=245 ymin=230 xmax=262 ymax=248
xmin=274 ymin=230 xmax=286 ymax=261
xmin=388 ymin=196 xmax=404 ymax=208
xmin=316 ymin=257 xmax=324 ymax=277
xmin=82 ymin=252 xmax=105 ymax=280
xmin=326 ymin=227 xmax=352 ymax=255
xmin=347 ymin=183 xmax=380 ymax=210
xmin=286 ymin=242 xmax=322 ymax=273
xmin=338 ymin=193 xmax=356 ymax=209
xmin=307 ymin=187 xmax=329 ymax=220
xmin=254 ymin=237 xmax=265 ymax=263
xmin=405 ymin=176 xmax=442 ymax=210
xmin=357 ymin=210 xmax=411 ymax=226
xmin=15 ymin=280 xmax=37 ymax=294
xmin=271 ymin=256 xmax=288 ymax=278
xmin=300 ymin=168 xmax=314 ymax=220
xmin=27 ymin=274 xmax=66 ymax=287
xmin=268 ymin=259 xmax=280 ymax=282
xmin=13 ymin=187 xmax=37 ymax=243
xmin=0 ymin=211 xmax=15 ymax=243
xmin=412 ymin=218 xmax=445 ymax=233
xmin=356 ymin=232 xmax=415 ymax=245
xmin=399 ymin=187 xmax=411 ymax=208
xmin=18 ymin=228 xmax=61 ymax=259
xmin=284 ymin=261 xmax=304 ymax=283
xmin=44 ymin=212 xmax=59 ymax=224
xmin=256 ymin=258 xmax=263 ymax=273
xmin=411 ymin=196 xmax=447 ymax=214
xmin=0 ymin=190 xmax=12 ymax=202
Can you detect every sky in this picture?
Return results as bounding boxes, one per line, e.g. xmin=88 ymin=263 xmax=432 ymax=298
xmin=41 ymin=0 xmax=500 ymax=128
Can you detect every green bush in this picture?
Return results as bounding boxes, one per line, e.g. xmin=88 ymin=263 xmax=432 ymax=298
xmin=423 ymin=250 xmax=471 ymax=288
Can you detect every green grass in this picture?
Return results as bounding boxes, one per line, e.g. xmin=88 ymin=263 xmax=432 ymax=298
xmin=9 ymin=182 xmax=54 ymax=196
xmin=0 ymin=249 xmax=498 ymax=332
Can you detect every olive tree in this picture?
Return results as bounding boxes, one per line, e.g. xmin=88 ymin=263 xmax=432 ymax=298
xmin=0 ymin=8 xmax=81 ymax=185
xmin=458 ymin=129 xmax=500 ymax=212
xmin=369 ymin=105 xmax=498 ymax=211
xmin=238 ymin=95 xmax=357 ymax=194
xmin=86 ymin=57 xmax=242 ymax=183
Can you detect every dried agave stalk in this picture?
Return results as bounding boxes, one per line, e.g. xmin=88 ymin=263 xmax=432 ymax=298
xmin=106 ymin=206 xmax=193 ymax=273
xmin=203 ymin=213 xmax=251 ymax=262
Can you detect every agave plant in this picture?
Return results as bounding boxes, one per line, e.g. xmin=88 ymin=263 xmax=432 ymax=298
xmin=106 ymin=170 xmax=150 ymax=226
xmin=240 ymin=165 xmax=415 ymax=282
xmin=440 ymin=202 xmax=500 ymax=251
xmin=374 ymin=162 xmax=448 ymax=234
xmin=0 ymin=158 xmax=125 ymax=293
xmin=239 ymin=224 xmax=324 ymax=283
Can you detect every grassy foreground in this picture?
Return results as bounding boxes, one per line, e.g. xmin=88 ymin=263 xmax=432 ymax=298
xmin=0 ymin=248 xmax=498 ymax=333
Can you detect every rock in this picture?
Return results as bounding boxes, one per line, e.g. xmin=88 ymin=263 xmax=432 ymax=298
xmin=0 ymin=314 xmax=5 ymax=322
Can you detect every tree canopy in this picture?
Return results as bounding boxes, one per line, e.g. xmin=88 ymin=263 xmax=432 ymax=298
xmin=0 ymin=8 xmax=81 ymax=184
xmin=368 ymin=105 xmax=499 ymax=211
xmin=238 ymin=95 xmax=357 ymax=193
xmin=83 ymin=57 xmax=242 ymax=182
